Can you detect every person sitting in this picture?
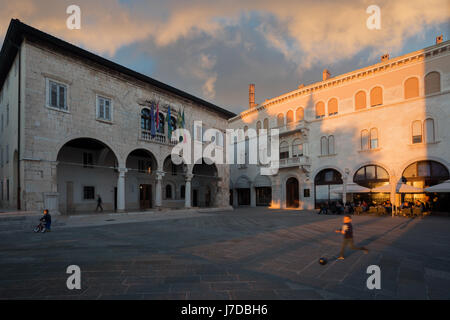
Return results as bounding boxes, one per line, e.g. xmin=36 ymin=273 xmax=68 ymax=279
xmin=318 ymin=202 xmax=329 ymax=215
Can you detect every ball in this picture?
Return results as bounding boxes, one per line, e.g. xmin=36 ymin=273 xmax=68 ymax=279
xmin=319 ymin=257 xmax=327 ymax=265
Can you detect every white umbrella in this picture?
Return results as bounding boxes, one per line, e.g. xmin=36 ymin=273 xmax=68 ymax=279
xmin=424 ymin=180 xmax=450 ymax=193
xmin=372 ymin=183 xmax=423 ymax=193
xmin=330 ymin=183 xmax=371 ymax=194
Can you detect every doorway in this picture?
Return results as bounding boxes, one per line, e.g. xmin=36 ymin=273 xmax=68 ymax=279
xmin=193 ymin=189 xmax=198 ymax=207
xmin=286 ymin=178 xmax=299 ymax=208
xmin=139 ymin=184 xmax=152 ymax=209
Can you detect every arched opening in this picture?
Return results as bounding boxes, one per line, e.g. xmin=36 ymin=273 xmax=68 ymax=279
xmin=126 ymin=149 xmax=158 ymax=210
xmin=404 ymin=77 xmax=419 ymax=99
xmin=296 ymin=107 xmax=304 ymax=121
xmin=286 ymin=177 xmax=300 ymax=208
xmin=403 ymin=160 xmax=450 ymax=211
xmin=254 ymin=175 xmax=272 ymax=206
xmin=425 ymin=71 xmax=440 ymax=95
xmin=315 ymin=101 xmax=325 ymax=119
xmin=192 ymin=159 xmax=219 ymax=207
xmin=355 ymin=91 xmax=366 ymax=110
xmin=353 ymin=165 xmax=390 ymax=204
xmin=234 ymin=176 xmax=251 ymax=206
xmin=314 ymin=169 xmax=343 ymax=208
xmin=370 ymin=86 xmax=383 ymax=107
xmin=162 ymin=155 xmax=187 ymax=208
xmin=286 ymin=110 xmax=294 ymax=124
xmin=56 ymin=138 xmax=118 ymax=214
xmin=328 ymin=98 xmax=338 ymax=116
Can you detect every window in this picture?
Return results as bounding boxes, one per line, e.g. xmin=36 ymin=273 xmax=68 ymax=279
xmin=370 ymin=87 xmax=383 ymax=107
xmin=328 ymin=135 xmax=335 ymax=155
xmin=47 ymin=79 xmax=67 ymax=110
xmin=370 ymin=128 xmax=378 ymax=149
xmin=425 ymin=72 xmax=440 ymax=95
xmin=355 ymin=91 xmax=366 ymax=110
xmin=424 ymin=118 xmax=435 ymax=143
xmin=296 ymin=107 xmax=304 ymax=121
xmin=279 ymin=141 xmax=289 ymax=159
xmin=138 ymin=160 xmax=152 ymax=174
xmin=361 ymin=130 xmax=369 ymax=150
xmin=165 ymin=185 xmax=172 ymax=199
xmin=256 ymin=121 xmax=261 ymax=134
xmin=320 ymin=136 xmax=328 ymax=156
xmin=292 ymin=139 xmax=303 ymax=157
xmin=354 ymin=165 xmax=389 ymax=188
xmin=97 ymin=96 xmax=112 ymax=121
xmin=404 ymin=77 xmax=419 ymax=99
xmin=263 ymin=118 xmax=269 ymax=130
xmin=83 ymin=152 xmax=94 ymax=168
xmin=286 ymin=110 xmax=294 ymax=124
xmin=6 ymin=104 xmax=9 ymax=126
xmin=277 ymin=113 xmax=284 ymax=127
xmin=83 ymin=186 xmax=95 ymax=200
xmin=328 ymin=98 xmax=338 ymax=116
xmin=158 ymin=113 xmax=165 ymax=134
xmin=315 ymin=101 xmax=325 ymax=119
xmin=141 ymin=108 xmax=151 ymax=131
xmin=412 ymin=120 xmax=422 ymax=144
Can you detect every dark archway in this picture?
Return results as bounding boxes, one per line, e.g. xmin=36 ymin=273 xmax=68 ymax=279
xmin=286 ymin=177 xmax=299 ymax=208
xmin=353 ymin=165 xmax=390 ymax=204
xmin=314 ymin=169 xmax=343 ymax=208
xmin=192 ymin=159 xmax=219 ymax=207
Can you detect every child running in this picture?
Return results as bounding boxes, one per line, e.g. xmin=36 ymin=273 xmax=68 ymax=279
xmin=335 ymin=215 xmax=368 ymax=260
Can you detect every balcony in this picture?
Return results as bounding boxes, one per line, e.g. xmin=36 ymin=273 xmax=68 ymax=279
xmin=140 ymin=130 xmax=178 ymax=145
xmin=274 ymin=120 xmax=308 ymax=137
xmin=275 ymin=155 xmax=311 ymax=169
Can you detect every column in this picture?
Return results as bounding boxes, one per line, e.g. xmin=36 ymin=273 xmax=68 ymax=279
xmin=250 ymin=183 xmax=256 ymax=207
xmin=155 ymin=171 xmax=165 ymax=209
xmin=185 ymin=174 xmax=193 ymax=208
xmin=342 ymin=175 xmax=348 ymax=204
xmin=117 ymin=167 xmax=127 ymax=212
xmin=390 ymin=175 xmax=397 ymax=217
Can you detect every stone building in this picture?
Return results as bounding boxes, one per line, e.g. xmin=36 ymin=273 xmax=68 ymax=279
xmin=229 ymin=36 xmax=450 ymax=211
xmin=0 ymin=20 xmax=234 ymax=214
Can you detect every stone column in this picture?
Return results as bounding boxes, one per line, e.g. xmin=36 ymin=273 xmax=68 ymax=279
xmin=250 ymin=183 xmax=256 ymax=207
xmin=155 ymin=171 xmax=165 ymax=209
xmin=342 ymin=175 xmax=348 ymax=204
xmin=390 ymin=175 xmax=397 ymax=217
xmin=185 ymin=174 xmax=193 ymax=208
xmin=117 ymin=167 xmax=127 ymax=212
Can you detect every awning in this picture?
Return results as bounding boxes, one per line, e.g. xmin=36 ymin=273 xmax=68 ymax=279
xmin=330 ymin=183 xmax=371 ymax=194
xmin=424 ymin=180 xmax=450 ymax=193
xmin=371 ymin=183 xmax=424 ymax=193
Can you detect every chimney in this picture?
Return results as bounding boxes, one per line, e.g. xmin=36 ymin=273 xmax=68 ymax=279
xmin=381 ymin=53 xmax=390 ymax=62
xmin=436 ymin=34 xmax=443 ymax=44
xmin=249 ymin=84 xmax=256 ymax=108
xmin=298 ymin=83 xmax=305 ymax=89
xmin=322 ymin=69 xmax=331 ymax=81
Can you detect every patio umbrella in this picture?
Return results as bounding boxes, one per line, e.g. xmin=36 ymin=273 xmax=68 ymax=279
xmin=330 ymin=183 xmax=371 ymax=194
xmin=371 ymin=183 xmax=424 ymax=193
xmin=424 ymin=180 xmax=450 ymax=193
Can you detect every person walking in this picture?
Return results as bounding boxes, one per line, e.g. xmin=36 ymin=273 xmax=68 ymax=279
xmin=96 ymin=194 xmax=103 ymax=212
xmin=335 ymin=215 xmax=368 ymax=260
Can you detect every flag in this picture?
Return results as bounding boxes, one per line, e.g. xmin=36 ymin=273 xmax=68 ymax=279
xmin=167 ymin=105 xmax=172 ymax=140
xmin=156 ymin=101 xmax=160 ymax=131
xmin=150 ymin=102 xmax=156 ymax=138
xmin=182 ymin=108 xmax=186 ymax=143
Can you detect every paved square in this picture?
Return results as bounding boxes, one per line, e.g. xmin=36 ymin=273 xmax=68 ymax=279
xmin=1 ymin=208 xmax=450 ymax=300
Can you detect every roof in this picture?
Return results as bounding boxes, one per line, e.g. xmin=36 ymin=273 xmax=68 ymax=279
xmin=0 ymin=19 xmax=235 ymax=119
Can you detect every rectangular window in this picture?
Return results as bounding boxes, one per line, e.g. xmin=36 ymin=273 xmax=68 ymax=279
xmin=304 ymin=189 xmax=310 ymax=198
xmin=83 ymin=152 xmax=94 ymax=168
xmin=97 ymin=96 xmax=112 ymax=121
xmin=83 ymin=186 xmax=95 ymax=200
xmin=47 ymin=80 xmax=67 ymax=110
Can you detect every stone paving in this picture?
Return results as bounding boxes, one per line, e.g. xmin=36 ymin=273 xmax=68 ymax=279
xmin=1 ymin=208 xmax=450 ymax=300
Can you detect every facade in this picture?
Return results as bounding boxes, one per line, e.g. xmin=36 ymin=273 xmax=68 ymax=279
xmin=229 ymin=36 xmax=450 ymax=211
xmin=0 ymin=20 xmax=234 ymax=214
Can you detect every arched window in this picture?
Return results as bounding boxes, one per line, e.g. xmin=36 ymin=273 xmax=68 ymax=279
xmin=403 ymin=160 xmax=449 ymax=190
xmin=244 ymin=125 xmax=248 ymax=133
xmin=354 ymin=165 xmax=389 ymax=188
xmin=316 ymin=101 xmax=325 ymax=118
xmin=425 ymin=72 xmax=440 ymax=95
xmin=158 ymin=113 xmax=165 ymax=134
xmin=286 ymin=110 xmax=294 ymax=124
xmin=355 ymin=91 xmax=366 ymax=110
xmin=256 ymin=121 xmax=261 ymax=134
xmin=141 ymin=108 xmax=151 ymax=131
xmin=320 ymin=136 xmax=328 ymax=156
xmin=404 ymin=77 xmax=419 ymax=99
xmin=279 ymin=141 xmax=289 ymax=159
xmin=424 ymin=118 xmax=435 ymax=143
xmin=370 ymin=128 xmax=378 ymax=149
xmin=165 ymin=184 xmax=172 ymax=199
xmin=296 ymin=107 xmax=304 ymax=121
xmin=328 ymin=135 xmax=335 ymax=155
xmin=370 ymin=86 xmax=383 ymax=107
xmin=277 ymin=113 xmax=284 ymax=127
xmin=170 ymin=116 xmax=177 ymax=131
xmin=263 ymin=118 xmax=269 ymax=130
xmin=412 ymin=120 xmax=422 ymax=144
xmin=328 ymin=98 xmax=338 ymax=115
xmin=361 ymin=130 xmax=369 ymax=150
xmin=292 ymin=139 xmax=303 ymax=157
xmin=314 ymin=169 xmax=343 ymax=208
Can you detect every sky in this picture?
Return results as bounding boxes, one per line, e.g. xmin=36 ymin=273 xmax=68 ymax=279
xmin=0 ymin=0 xmax=448 ymax=114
